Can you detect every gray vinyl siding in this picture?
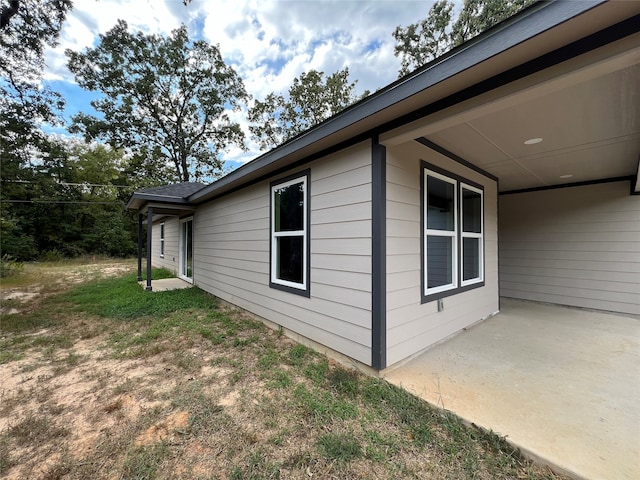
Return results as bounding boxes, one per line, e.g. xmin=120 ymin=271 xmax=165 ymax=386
xmin=152 ymin=217 xmax=179 ymax=274
xmin=499 ymin=181 xmax=640 ymax=315
xmin=385 ymin=142 xmax=499 ymax=366
xmin=194 ymin=141 xmax=373 ymax=365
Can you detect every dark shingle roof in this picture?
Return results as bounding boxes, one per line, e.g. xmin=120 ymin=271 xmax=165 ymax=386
xmin=138 ymin=182 xmax=206 ymax=198
xmin=126 ymin=181 xmax=207 ymax=210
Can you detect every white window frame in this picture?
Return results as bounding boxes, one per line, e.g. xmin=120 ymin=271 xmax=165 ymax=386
xmin=460 ymin=183 xmax=484 ymax=287
xmin=270 ymin=173 xmax=309 ymax=294
xmin=159 ymin=222 xmax=165 ymax=258
xmin=179 ymin=217 xmax=194 ymax=283
xmin=424 ymin=169 xmax=458 ymax=296
xmin=422 ymin=163 xmax=485 ymax=303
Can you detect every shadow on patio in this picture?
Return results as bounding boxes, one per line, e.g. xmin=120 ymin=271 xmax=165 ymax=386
xmin=383 ymin=298 xmax=640 ymax=480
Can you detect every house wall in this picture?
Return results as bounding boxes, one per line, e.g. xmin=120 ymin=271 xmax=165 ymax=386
xmin=152 ymin=217 xmax=179 ymax=274
xmin=193 ymin=141 xmax=374 ymax=365
xmin=499 ymin=181 xmax=640 ymax=315
xmin=385 ymin=141 xmax=499 ymax=367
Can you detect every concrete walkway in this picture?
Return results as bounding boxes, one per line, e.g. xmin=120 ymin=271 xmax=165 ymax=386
xmin=384 ymin=298 xmax=640 ymax=480
xmin=138 ymin=278 xmax=193 ymax=292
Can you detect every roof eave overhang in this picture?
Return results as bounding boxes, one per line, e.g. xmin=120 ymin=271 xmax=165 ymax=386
xmin=188 ymin=0 xmax=639 ymax=204
xmin=126 ymin=193 xmax=192 ymax=211
xmin=141 ymin=202 xmax=196 ymax=216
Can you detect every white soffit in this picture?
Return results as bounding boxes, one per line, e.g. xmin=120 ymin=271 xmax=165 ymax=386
xmin=383 ymin=34 xmax=640 ymax=192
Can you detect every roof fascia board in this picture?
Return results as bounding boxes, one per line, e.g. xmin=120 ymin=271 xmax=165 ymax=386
xmin=132 ymin=192 xmax=190 ymax=202
xmin=126 ymin=193 xmax=192 ymax=210
xmin=141 ymin=203 xmax=196 ymax=216
xmin=189 ymin=1 xmax=603 ymax=204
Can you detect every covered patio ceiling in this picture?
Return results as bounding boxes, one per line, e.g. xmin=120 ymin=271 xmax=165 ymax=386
xmin=382 ymin=33 xmax=640 ymax=193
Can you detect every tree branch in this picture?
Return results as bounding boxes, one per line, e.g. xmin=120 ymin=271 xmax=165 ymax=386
xmin=0 ymin=0 xmax=19 ymax=30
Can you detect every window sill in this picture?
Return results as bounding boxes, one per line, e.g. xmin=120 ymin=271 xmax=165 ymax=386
xmin=270 ymin=281 xmax=310 ymax=298
xmin=422 ymin=280 xmax=484 ymax=304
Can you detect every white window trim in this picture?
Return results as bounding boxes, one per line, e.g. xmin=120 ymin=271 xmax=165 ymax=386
xmin=179 ymin=217 xmax=194 ymax=283
xmin=424 ymin=169 xmax=458 ymax=296
xmin=460 ymin=183 xmax=484 ymax=287
xmin=422 ymin=164 xmax=485 ymax=302
xmin=159 ymin=222 xmax=165 ymax=258
xmin=270 ymin=175 xmax=308 ymax=292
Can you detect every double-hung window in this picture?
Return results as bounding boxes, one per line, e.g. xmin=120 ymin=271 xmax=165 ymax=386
xmin=270 ymin=170 xmax=310 ymax=296
xmin=425 ymin=171 xmax=458 ymax=294
xmin=160 ymin=222 xmax=165 ymax=258
xmin=422 ymin=162 xmax=484 ymax=302
xmin=461 ymin=184 xmax=483 ymax=286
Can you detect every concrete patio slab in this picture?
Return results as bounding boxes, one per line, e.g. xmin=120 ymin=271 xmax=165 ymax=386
xmin=138 ymin=278 xmax=193 ymax=292
xmin=383 ymin=298 xmax=640 ymax=480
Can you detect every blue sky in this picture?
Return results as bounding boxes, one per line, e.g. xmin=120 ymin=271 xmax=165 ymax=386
xmin=43 ymin=0 xmax=440 ymax=169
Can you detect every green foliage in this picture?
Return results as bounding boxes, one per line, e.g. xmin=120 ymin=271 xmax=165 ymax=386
xmin=66 ymin=20 xmax=249 ymax=182
xmin=248 ymin=68 xmax=369 ymax=150
xmin=0 ymin=0 xmax=71 ymax=141
xmin=0 ymin=254 xmax=23 ymax=278
xmin=303 ymin=358 xmax=329 ymax=385
xmin=61 ymin=271 xmax=215 ymax=320
xmin=393 ymin=0 xmax=536 ymax=76
xmin=258 ymin=348 xmax=281 ymax=369
xmin=361 ymin=378 xmax=435 ymax=446
xmin=121 ymin=444 xmax=169 ymax=480
xmin=1 ymin=140 xmax=139 ymax=260
xmin=229 ymin=450 xmax=281 ymax=480
xmin=316 ymin=433 xmax=362 ymax=462
xmin=287 ymin=343 xmax=310 ymax=365
xmin=327 ymin=366 xmax=360 ymax=398
xmin=267 ymin=370 xmax=293 ymax=389
xmin=0 ymin=1 xmax=79 ymax=262
xmin=293 ymin=383 xmax=358 ymax=423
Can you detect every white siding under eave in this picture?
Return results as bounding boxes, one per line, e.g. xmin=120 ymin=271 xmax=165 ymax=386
xmin=194 ymin=141 xmax=373 ymax=365
xmin=499 ymin=181 xmax=640 ymax=316
xmin=152 ymin=217 xmax=179 ymax=274
xmin=385 ymin=142 xmax=499 ymax=367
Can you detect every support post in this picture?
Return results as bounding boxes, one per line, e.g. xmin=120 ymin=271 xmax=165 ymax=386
xmin=146 ymin=207 xmax=153 ymax=291
xmin=371 ymin=137 xmax=387 ymax=371
xmin=137 ymin=213 xmax=143 ymax=281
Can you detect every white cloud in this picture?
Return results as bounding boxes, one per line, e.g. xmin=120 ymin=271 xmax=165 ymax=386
xmin=44 ymin=0 xmax=437 ymax=163
xmin=44 ymin=0 xmax=190 ymax=81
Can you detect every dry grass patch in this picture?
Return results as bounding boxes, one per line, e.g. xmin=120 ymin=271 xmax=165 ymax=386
xmin=0 ymin=262 xmax=568 ymax=480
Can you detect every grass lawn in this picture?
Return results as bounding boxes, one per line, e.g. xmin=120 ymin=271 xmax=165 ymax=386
xmin=0 ymin=261 xmax=566 ymax=479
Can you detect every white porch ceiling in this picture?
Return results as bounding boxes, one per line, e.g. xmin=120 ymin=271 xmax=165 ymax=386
xmin=428 ymin=64 xmax=639 ymax=192
xmin=383 ymin=36 xmax=640 ymax=193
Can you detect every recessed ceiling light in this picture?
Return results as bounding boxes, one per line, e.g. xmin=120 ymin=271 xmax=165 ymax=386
xmin=559 ymin=174 xmax=573 ymax=179
xmin=524 ymin=137 xmax=543 ymax=145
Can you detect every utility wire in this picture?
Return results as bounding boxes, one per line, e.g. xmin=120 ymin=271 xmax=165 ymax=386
xmin=1 ymin=200 xmax=124 ymax=205
xmin=2 ymin=180 xmax=133 ymax=188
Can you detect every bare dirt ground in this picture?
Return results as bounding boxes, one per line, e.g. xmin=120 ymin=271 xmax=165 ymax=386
xmin=0 ymin=261 xmax=131 ymax=315
xmin=0 ymin=261 xmax=565 ymax=480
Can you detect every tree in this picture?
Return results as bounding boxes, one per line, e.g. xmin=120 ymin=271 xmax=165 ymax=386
xmin=0 ymin=0 xmax=70 ymax=144
xmin=66 ymin=20 xmax=249 ymax=182
xmin=393 ymin=0 xmax=535 ymax=77
xmin=0 ymin=139 xmax=139 ymax=260
xmin=248 ymin=68 xmax=368 ymax=150
xmin=1 ymin=0 xmax=72 ymax=260
xmin=1 ymin=0 xmax=71 ymax=164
